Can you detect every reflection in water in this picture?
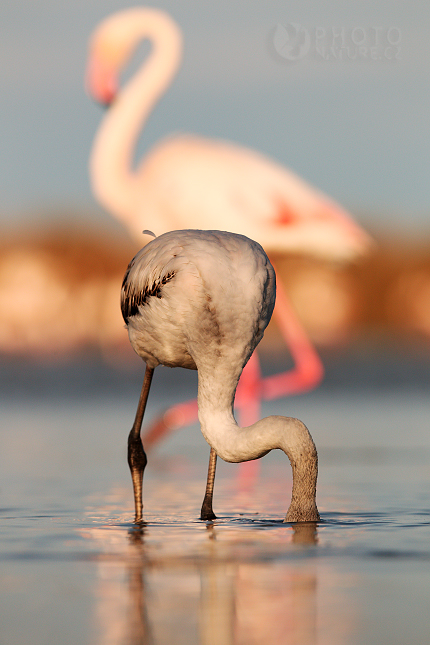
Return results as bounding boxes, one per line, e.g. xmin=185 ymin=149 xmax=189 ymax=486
xmin=200 ymin=522 xmax=319 ymax=645
xmin=127 ymin=527 xmax=152 ymax=645
xmin=234 ymin=564 xmax=317 ymax=645
xmin=199 ymin=525 xmax=235 ymax=645
xmin=81 ymin=507 xmax=333 ymax=645
xmin=2 ymin=382 xmax=429 ymax=644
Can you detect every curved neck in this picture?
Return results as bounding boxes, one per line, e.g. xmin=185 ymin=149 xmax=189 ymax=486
xmin=196 ymin=365 xmax=320 ymax=522
xmin=90 ymin=12 xmax=182 ymax=226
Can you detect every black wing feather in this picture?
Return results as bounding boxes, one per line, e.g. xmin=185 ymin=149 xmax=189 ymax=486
xmin=121 ymin=262 xmax=176 ymax=324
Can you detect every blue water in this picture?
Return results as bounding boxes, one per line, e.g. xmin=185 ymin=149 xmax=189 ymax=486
xmin=1 ymin=351 xmax=430 ymax=644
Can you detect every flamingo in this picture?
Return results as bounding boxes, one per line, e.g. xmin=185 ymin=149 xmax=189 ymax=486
xmin=121 ymin=229 xmax=320 ymax=522
xmin=86 ymin=7 xmax=372 ymax=468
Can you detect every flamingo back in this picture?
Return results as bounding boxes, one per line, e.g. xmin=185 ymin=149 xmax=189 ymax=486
xmin=121 ymin=230 xmax=276 ymax=373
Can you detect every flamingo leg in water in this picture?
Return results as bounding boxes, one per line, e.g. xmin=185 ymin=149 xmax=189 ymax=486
xmin=143 ymin=397 xmax=198 ymax=449
xmin=128 ymin=366 xmax=154 ymax=523
xmin=200 ymin=447 xmax=218 ymax=521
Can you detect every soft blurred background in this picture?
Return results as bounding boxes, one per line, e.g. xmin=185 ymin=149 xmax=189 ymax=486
xmin=1 ymin=0 xmax=430 ymax=376
xmin=2 ymin=4 xmax=430 ymax=644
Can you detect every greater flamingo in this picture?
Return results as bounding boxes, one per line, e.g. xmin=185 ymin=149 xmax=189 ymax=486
xmin=121 ymin=229 xmax=320 ymax=522
xmin=86 ymin=7 xmax=372 ymax=463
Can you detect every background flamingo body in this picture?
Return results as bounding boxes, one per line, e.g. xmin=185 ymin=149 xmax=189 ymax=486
xmin=87 ymin=7 xmax=372 ymax=465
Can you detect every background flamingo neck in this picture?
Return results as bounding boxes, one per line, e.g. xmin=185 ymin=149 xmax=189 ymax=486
xmin=90 ymin=13 xmax=182 ymax=227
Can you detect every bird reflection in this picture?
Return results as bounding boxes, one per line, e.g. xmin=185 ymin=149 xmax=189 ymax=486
xmin=199 ymin=524 xmax=235 ymax=645
xmin=126 ymin=526 xmax=153 ymax=645
xmin=291 ymin=522 xmax=319 ymax=546
xmin=198 ymin=522 xmax=319 ymax=644
xmin=82 ymin=513 xmax=321 ymax=645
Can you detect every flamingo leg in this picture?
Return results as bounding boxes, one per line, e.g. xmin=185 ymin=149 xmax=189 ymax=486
xmin=128 ymin=365 xmax=154 ymax=523
xmin=142 ymin=398 xmax=199 ymax=449
xmin=200 ymin=447 xmax=218 ymax=520
xmin=262 ymin=261 xmax=324 ymax=399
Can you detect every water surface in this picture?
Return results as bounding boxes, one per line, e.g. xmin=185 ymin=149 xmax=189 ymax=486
xmin=1 ymin=354 xmax=430 ymax=644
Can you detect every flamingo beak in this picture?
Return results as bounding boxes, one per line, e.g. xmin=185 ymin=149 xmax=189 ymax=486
xmin=85 ymin=54 xmax=118 ymax=107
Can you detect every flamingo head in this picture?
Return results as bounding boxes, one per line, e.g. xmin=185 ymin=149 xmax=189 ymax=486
xmin=85 ymin=10 xmax=140 ymax=106
xmin=85 ymin=7 xmax=182 ymax=107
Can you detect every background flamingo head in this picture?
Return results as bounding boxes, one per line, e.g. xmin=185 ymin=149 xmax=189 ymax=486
xmin=85 ymin=7 xmax=182 ymax=107
xmin=86 ymin=10 xmax=137 ymax=106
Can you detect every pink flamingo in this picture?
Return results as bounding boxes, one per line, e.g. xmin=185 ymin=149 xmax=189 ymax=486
xmin=86 ymin=7 xmax=372 ymax=486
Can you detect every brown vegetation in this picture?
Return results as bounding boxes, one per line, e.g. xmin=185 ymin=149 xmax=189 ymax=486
xmin=1 ymin=219 xmax=430 ymax=360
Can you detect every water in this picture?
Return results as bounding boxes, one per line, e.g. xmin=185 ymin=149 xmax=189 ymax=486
xmin=1 ymin=352 xmax=430 ymax=644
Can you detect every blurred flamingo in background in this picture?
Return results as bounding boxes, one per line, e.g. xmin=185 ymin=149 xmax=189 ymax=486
xmin=86 ymin=7 xmax=372 ymax=479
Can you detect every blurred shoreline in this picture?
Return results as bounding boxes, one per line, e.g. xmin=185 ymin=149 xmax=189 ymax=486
xmin=1 ymin=211 xmax=430 ymax=369
xmin=2 ymin=337 xmax=430 ymax=403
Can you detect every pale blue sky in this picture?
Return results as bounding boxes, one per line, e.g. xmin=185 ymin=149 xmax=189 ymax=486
xmin=1 ymin=1 xmax=429 ymax=232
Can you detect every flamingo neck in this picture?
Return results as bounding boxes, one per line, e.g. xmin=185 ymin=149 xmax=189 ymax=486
xmin=90 ymin=11 xmax=182 ymax=227
xmin=196 ymin=366 xmax=320 ymax=522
